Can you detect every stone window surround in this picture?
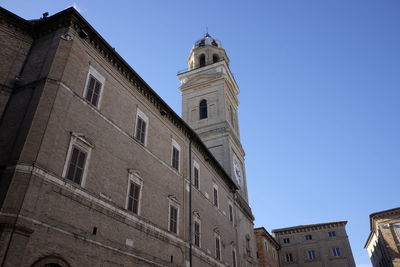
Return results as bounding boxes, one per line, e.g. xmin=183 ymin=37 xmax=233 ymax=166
xmin=171 ymin=139 xmax=181 ymax=172
xmin=125 ymin=169 xmax=143 ymax=215
xmin=83 ymin=65 xmax=106 ymax=109
xmin=168 ymin=197 xmax=180 ymax=235
xmin=134 ymin=108 xmax=149 ymax=146
xmin=62 ymin=132 xmax=94 ymax=187
xmin=193 ymin=213 xmax=201 ymax=247
xmin=213 ymin=183 xmax=219 ymax=208
xmin=193 ymin=160 xmax=200 ymax=190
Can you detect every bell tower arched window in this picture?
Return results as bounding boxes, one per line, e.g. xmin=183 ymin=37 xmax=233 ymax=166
xmin=199 ymin=100 xmax=208 ymax=120
xmin=213 ymin=54 xmax=219 ymax=63
xmin=199 ymin=54 xmax=206 ymax=67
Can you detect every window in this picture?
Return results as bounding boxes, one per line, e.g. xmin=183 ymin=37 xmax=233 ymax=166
xmin=264 ymin=240 xmax=269 ymax=252
xmin=229 ymin=203 xmax=234 ymax=223
xmin=393 ymin=223 xmax=400 ymax=241
xmin=171 ymin=140 xmax=180 ymax=171
xmin=62 ymin=133 xmax=93 ymax=186
xmin=332 ymin=247 xmax=341 ymax=257
xmin=193 ymin=216 xmax=201 ymax=247
xmin=126 ymin=169 xmax=143 ymax=215
xmin=285 ymin=253 xmax=293 ymax=262
xmin=215 ymin=235 xmax=221 ymax=260
xmin=328 ymin=231 xmax=336 ymax=237
xmin=84 ymin=66 xmax=105 ymax=108
xmin=169 ymin=203 xmax=179 ymax=234
xmin=213 ymin=54 xmax=219 ymax=63
xmin=199 ymin=99 xmax=208 ymax=119
xmin=305 ymin=234 xmax=312 ymax=240
xmin=232 ymin=248 xmax=237 ymax=267
xmin=308 ymin=250 xmax=316 ymax=260
xmin=127 ymin=181 xmax=141 ymax=214
xmin=273 ymin=248 xmax=277 ymax=259
xmin=193 ymin=161 xmax=200 ymax=189
xmin=283 ymin=238 xmax=290 ymax=244
xmin=199 ymin=54 xmax=206 ymax=67
xmin=66 ymin=146 xmax=87 ymax=184
xmin=134 ymin=109 xmax=148 ymax=145
xmin=213 ymin=184 xmax=219 ymax=207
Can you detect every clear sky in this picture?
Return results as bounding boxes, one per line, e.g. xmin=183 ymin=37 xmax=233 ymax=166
xmin=2 ymin=1 xmax=399 ymax=266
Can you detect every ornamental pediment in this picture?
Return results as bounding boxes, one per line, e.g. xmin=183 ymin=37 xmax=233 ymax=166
xmin=180 ymin=73 xmax=222 ymax=88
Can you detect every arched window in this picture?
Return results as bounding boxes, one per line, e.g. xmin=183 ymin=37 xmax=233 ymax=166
xmin=213 ymin=54 xmax=219 ymax=63
xmin=31 ymin=256 xmax=70 ymax=267
xmin=199 ymin=54 xmax=206 ymax=67
xmin=199 ymin=100 xmax=208 ymax=120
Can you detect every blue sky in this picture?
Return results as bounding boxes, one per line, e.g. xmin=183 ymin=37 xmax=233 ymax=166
xmin=3 ymin=1 xmax=399 ymax=266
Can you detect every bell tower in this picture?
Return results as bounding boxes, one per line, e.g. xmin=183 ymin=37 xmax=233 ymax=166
xmin=178 ymin=34 xmax=248 ymax=201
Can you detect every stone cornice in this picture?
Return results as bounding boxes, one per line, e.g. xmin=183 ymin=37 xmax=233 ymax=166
xmin=0 ymin=6 xmax=239 ymax=194
xmin=272 ymin=221 xmax=347 ymax=235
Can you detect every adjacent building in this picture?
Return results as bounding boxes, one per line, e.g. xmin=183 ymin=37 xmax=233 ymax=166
xmin=0 ymin=7 xmax=257 ymax=267
xmin=365 ymin=207 xmax=400 ymax=267
xmin=272 ymin=221 xmax=356 ymax=267
xmin=254 ymin=227 xmax=280 ymax=267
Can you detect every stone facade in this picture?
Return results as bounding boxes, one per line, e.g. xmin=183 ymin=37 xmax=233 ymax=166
xmin=254 ymin=227 xmax=280 ymax=267
xmin=0 ymin=7 xmax=256 ymax=267
xmin=365 ymin=207 xmax=400 ymax=267
xmin=272 ymin=221 xmax=356 ymax=267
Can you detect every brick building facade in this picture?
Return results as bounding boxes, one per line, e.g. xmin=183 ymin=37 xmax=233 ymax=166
xmin=365 ymin=207 xmax=400 ymax=267
xmin=0 ymin=7 xmax=256 ymax=267
xmin=254 ymin=227 xmax=280 ymax=267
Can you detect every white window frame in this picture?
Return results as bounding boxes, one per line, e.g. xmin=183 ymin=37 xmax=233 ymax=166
xmin=264 ymin=239 xmax=269 ymax=252
xmin=125 ymin=169 xmax=143 ymax=215
xmin=134 ymin=108 xmax=149 ymax=146
xmin=62 ymin=133 xmax=94 ymax=187
xmin=332 ymin=247 xmax=341 ymax=257
xmin=171 ymin=139 xmax=181 ymax=172
xmin=213 ymin=183 xmax=219 ymax=208
xmin=307 ymin=250 xmax=316 ymax=260
xmin=168 ymin=198 xmax=180 ymax=235
xmin=83 ymin=65 xmax=105 ymax=109
xmin=193 ymin=160 xmax=200 ymax=189
xmin=193 ymin=214 xmax=201 ymax=247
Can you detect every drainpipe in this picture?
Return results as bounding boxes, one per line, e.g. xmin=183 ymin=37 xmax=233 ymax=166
xmin=188 ymin=139 xmax=193 ymax=267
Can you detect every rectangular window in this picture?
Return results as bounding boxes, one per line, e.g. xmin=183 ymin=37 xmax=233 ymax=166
xmin=127 ymin=181 xmax=141 ymax=214
xmin=264 ymin=240 xmax=269 ymax=252
xmin=66 ymin=146 xmax=87 ymax=185
xmin=215 ymin=236 xmax=221 ymax=260
xmin=232 ymin=249 xmax=237 ymax=267
xmin=194 ymin=166 xmax=199 ymax=189
xmin=85 ymin=74 xmax=102 ymax=107
xmin=305 ymin=234 xmax=312 ymax=240
xmin=273 ymin=248 xmax=277 ymax=259
xmin=393 ymin=223 xmax=400 ymax=241
xmin=285 ymin=253 xmax=293 ymax=262
xmin=328 ymin=231 xmax=336 ymax=237
xmin=172 ymin=147 xmax=180 ymax=171
xmin=194 ymin=220 xmax=200 ymax=247
xmin=283 ymin=238 xmax=290 ymax=244
xmin=169 ymin=204 xmax=178 ymax=234
xmin=332 ymin=247 xmax=341 ymax=257
xmin=308 ymin=250 xmax=316 ymax=260
xmin=229 ymin=203 xmax=234 ymax=222
xmin=135 ymin=116 xmax=147 ymax=144
xmin=213 ymin=186 xmax=219 ymax=207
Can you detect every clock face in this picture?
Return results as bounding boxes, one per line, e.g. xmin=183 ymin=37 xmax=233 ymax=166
xmin=233 ymin=159 xmax=243 ymax=187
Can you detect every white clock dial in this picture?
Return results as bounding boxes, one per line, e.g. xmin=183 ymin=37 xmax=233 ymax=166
xmin=233 ymin=159 xmax=242 ymax=187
